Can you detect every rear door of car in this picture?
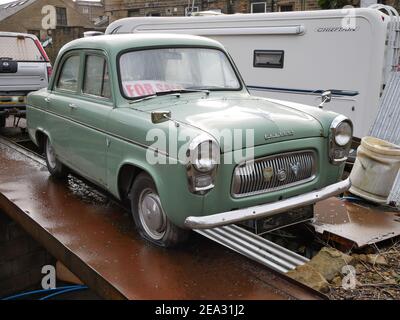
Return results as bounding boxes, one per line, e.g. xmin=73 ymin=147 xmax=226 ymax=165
xmin=66 ymin=50 xmax=113 ymax=187
xmin=47 ymin=52 xmax=82 ymax=162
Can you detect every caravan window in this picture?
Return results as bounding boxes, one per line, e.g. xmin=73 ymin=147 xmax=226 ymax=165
xmin=254 ymin=50 xmax=284 ymax=69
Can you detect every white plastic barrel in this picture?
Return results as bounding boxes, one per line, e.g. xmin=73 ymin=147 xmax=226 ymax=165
xmin=349 ymin=136 xmax=400 ymax=204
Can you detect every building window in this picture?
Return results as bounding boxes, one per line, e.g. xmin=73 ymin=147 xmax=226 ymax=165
xmin=185 ymin=6 xmax=199 ymax=16
xmin=146 ymin=12 xmax=161 ymax=17
xmin=82 ymin=7 xmax=89 ymax=14
xmin=56 ymin=7 xmax=68 ymax=26
xmin=128 ymin=9 xmax=140 ymax=17
xmin=279 ymin=4 xmax=294 ymax=11
xmin=251 ymin=2 xmax=267 ymax=13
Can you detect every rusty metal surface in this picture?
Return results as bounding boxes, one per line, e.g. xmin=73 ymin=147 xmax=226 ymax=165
xmin=312 ymin=197 xmax=400 ymax=247
xmin=0 ymin=138 xmax=323 ymax=300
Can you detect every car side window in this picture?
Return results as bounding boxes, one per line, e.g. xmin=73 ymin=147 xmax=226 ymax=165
xmin=83 ymin=55 xmax=111 ymax=99
xmin=56 ymin=55 xmax=80 ymax=92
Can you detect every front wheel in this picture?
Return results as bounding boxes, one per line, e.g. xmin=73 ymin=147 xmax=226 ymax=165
xmin=130 ymin=172 xmax=189 ymax=247
xmin=44 ymin=136 xmax=68 ymax=179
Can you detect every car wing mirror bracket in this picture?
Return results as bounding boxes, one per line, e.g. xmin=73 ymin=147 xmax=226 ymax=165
xmin=318 ymin=90 xmax=332 ymax=109
xmin=151 ymin=111 xmax=171 ymax=124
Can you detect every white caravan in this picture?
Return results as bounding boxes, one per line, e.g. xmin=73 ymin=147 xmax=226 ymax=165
xmin=105 ymin=6 xmax=400 ymax=138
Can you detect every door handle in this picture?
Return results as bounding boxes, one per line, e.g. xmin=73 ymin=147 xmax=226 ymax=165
xmin=69 ymin=103 xmax=77 ymax=109
xmin=45 ymin=97 xmax=51 ymax=103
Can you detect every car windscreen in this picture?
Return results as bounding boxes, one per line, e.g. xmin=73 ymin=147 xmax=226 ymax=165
xmin=0 ymin=36 xmax=45 ymax=62
xmin=119 ymin=47 xmax=241 ymax=98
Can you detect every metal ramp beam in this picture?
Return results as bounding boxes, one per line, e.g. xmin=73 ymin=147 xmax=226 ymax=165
xmin=196 ymin=224 xmax=309 ymax=274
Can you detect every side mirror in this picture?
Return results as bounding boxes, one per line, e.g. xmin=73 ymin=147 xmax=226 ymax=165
xmin=318 ymin=90 xmax=332 ymax=109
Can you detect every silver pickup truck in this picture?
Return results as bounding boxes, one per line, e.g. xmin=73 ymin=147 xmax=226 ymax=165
xmin=0 ymin=32 xmax=51 ymax=127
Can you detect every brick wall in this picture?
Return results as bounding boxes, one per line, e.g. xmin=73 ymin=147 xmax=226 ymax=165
xmin=274 ymin=0 xmax=320 ymax=11
xmin=0 ymin=211 xmax=54 ymax=298
xmin=104 ymin=0 xmax=323 ymax=21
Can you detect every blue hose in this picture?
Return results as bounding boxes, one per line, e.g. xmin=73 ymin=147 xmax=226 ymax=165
xmin=39 ymin=286 xmax=88 ymax=300
xmin=1 ymin=285 xmax=87 ymax=300
xmin=341 ymin=195 xmax=363 ymax=202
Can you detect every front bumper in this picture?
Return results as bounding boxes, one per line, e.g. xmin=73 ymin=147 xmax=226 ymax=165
xmin=184 ymin=178 xmax=351 ymax=229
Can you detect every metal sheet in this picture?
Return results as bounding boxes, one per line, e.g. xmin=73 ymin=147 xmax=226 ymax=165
xmin=390 ymin=173 xmax=400 ymax=207
xmin=369 ymin=71 xmax=400 ymax=144
xmin=369 ymin=71 xmax=400 ymax=206
xmin=0 ymin=139 xmax=323 ymax=300
xmin=312 ymin=197 xmax=400 ymax=247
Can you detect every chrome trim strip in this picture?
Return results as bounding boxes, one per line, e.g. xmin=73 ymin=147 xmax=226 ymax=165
xmin=247 ymin=85 xmax=359 ymax=97
xmin=27 ymin=104 xmax=170 ymax=157
xmin=231 ymin=150 xmax=317 ymax=198
xmin=185 ymin=178 xmax=351 ymax=229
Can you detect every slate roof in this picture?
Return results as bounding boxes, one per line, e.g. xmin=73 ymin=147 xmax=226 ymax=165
xmin=0 ymin=0 xmax=36 ymax=22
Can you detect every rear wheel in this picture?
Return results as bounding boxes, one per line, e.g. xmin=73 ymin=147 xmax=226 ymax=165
xmin=130 ymin=172 xmax=189 ymax=247
xmin=44 ymin=136 xmax=68 ymax=179
xmin=0 ymin=115 xmax=5 ymax=128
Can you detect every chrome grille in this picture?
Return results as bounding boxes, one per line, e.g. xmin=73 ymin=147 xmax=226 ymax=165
xmin=231 ymin=150 xmax=317 ymax=198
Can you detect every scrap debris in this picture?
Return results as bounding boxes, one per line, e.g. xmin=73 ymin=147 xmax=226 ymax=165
xmin=312 ymin=197 xmax=400 ymax=248
xmin=287 ymin=244 xmax=400 ymax=299
xmin=329 ymin=242 xmax=400 ymax=300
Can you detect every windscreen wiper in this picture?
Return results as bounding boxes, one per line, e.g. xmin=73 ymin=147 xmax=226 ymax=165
xmin=129 ymin=88 xmax=210 ymax=104
xmin=154 ymin=88 xmax=210 ymax=96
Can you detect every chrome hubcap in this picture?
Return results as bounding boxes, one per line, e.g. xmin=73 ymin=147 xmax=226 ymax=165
xmin=46 ymin=139 xmax=57 ymax=169
xmin=138 ymin=188 xmax=166 ymax=240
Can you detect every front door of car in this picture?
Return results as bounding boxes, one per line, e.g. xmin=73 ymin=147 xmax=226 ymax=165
xmin=66 ymin=52 xmax=113 ymax=187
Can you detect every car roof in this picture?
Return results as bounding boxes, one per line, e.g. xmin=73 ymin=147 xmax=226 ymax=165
xmin=0 ymin=31 xmax=37 ymax=40
xmin=59 ymin=33 xmax=226 ymax=56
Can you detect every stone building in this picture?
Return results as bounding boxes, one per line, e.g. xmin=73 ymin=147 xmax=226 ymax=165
xmin=74 ymin=0 xmax=107 ymax=26
xmin=104 ymin=0 xmax=321 ymax=23
xmin=0 ymin=0 xmax=96 ymax=63
xmin=0 ymin=0 xmax=94 ymax=38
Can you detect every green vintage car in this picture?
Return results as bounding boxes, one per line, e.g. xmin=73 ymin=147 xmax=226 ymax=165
xmin=27 ymin=34 xmax=352 ymax=247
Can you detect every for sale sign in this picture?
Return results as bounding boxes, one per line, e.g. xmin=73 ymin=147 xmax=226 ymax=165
xmin=123 ymin=80 xmax=183 ymax=98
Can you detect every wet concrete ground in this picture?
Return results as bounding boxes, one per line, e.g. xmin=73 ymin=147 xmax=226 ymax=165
xmin=0 ymin=133 xmax=322 ymax=300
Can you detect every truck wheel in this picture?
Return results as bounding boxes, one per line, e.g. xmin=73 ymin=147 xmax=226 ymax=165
xmin=130 ymin=172 xmax=189 ymax=247
xmin=0 ymin=115 xmax=5 ymax=128
xmin=44 ymin=136 xmax=68 ymax=179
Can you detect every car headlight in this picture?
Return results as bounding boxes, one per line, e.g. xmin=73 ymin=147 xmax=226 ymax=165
xmin=329 ymin=115 xmax=353 ymax=164
xmin=334 ymin=121 xmax=352 ymax=146
xmin=187 ymin=136 xmax=220 ymax=193
xmin=193 ymin=141 xmax=218 ymax=172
